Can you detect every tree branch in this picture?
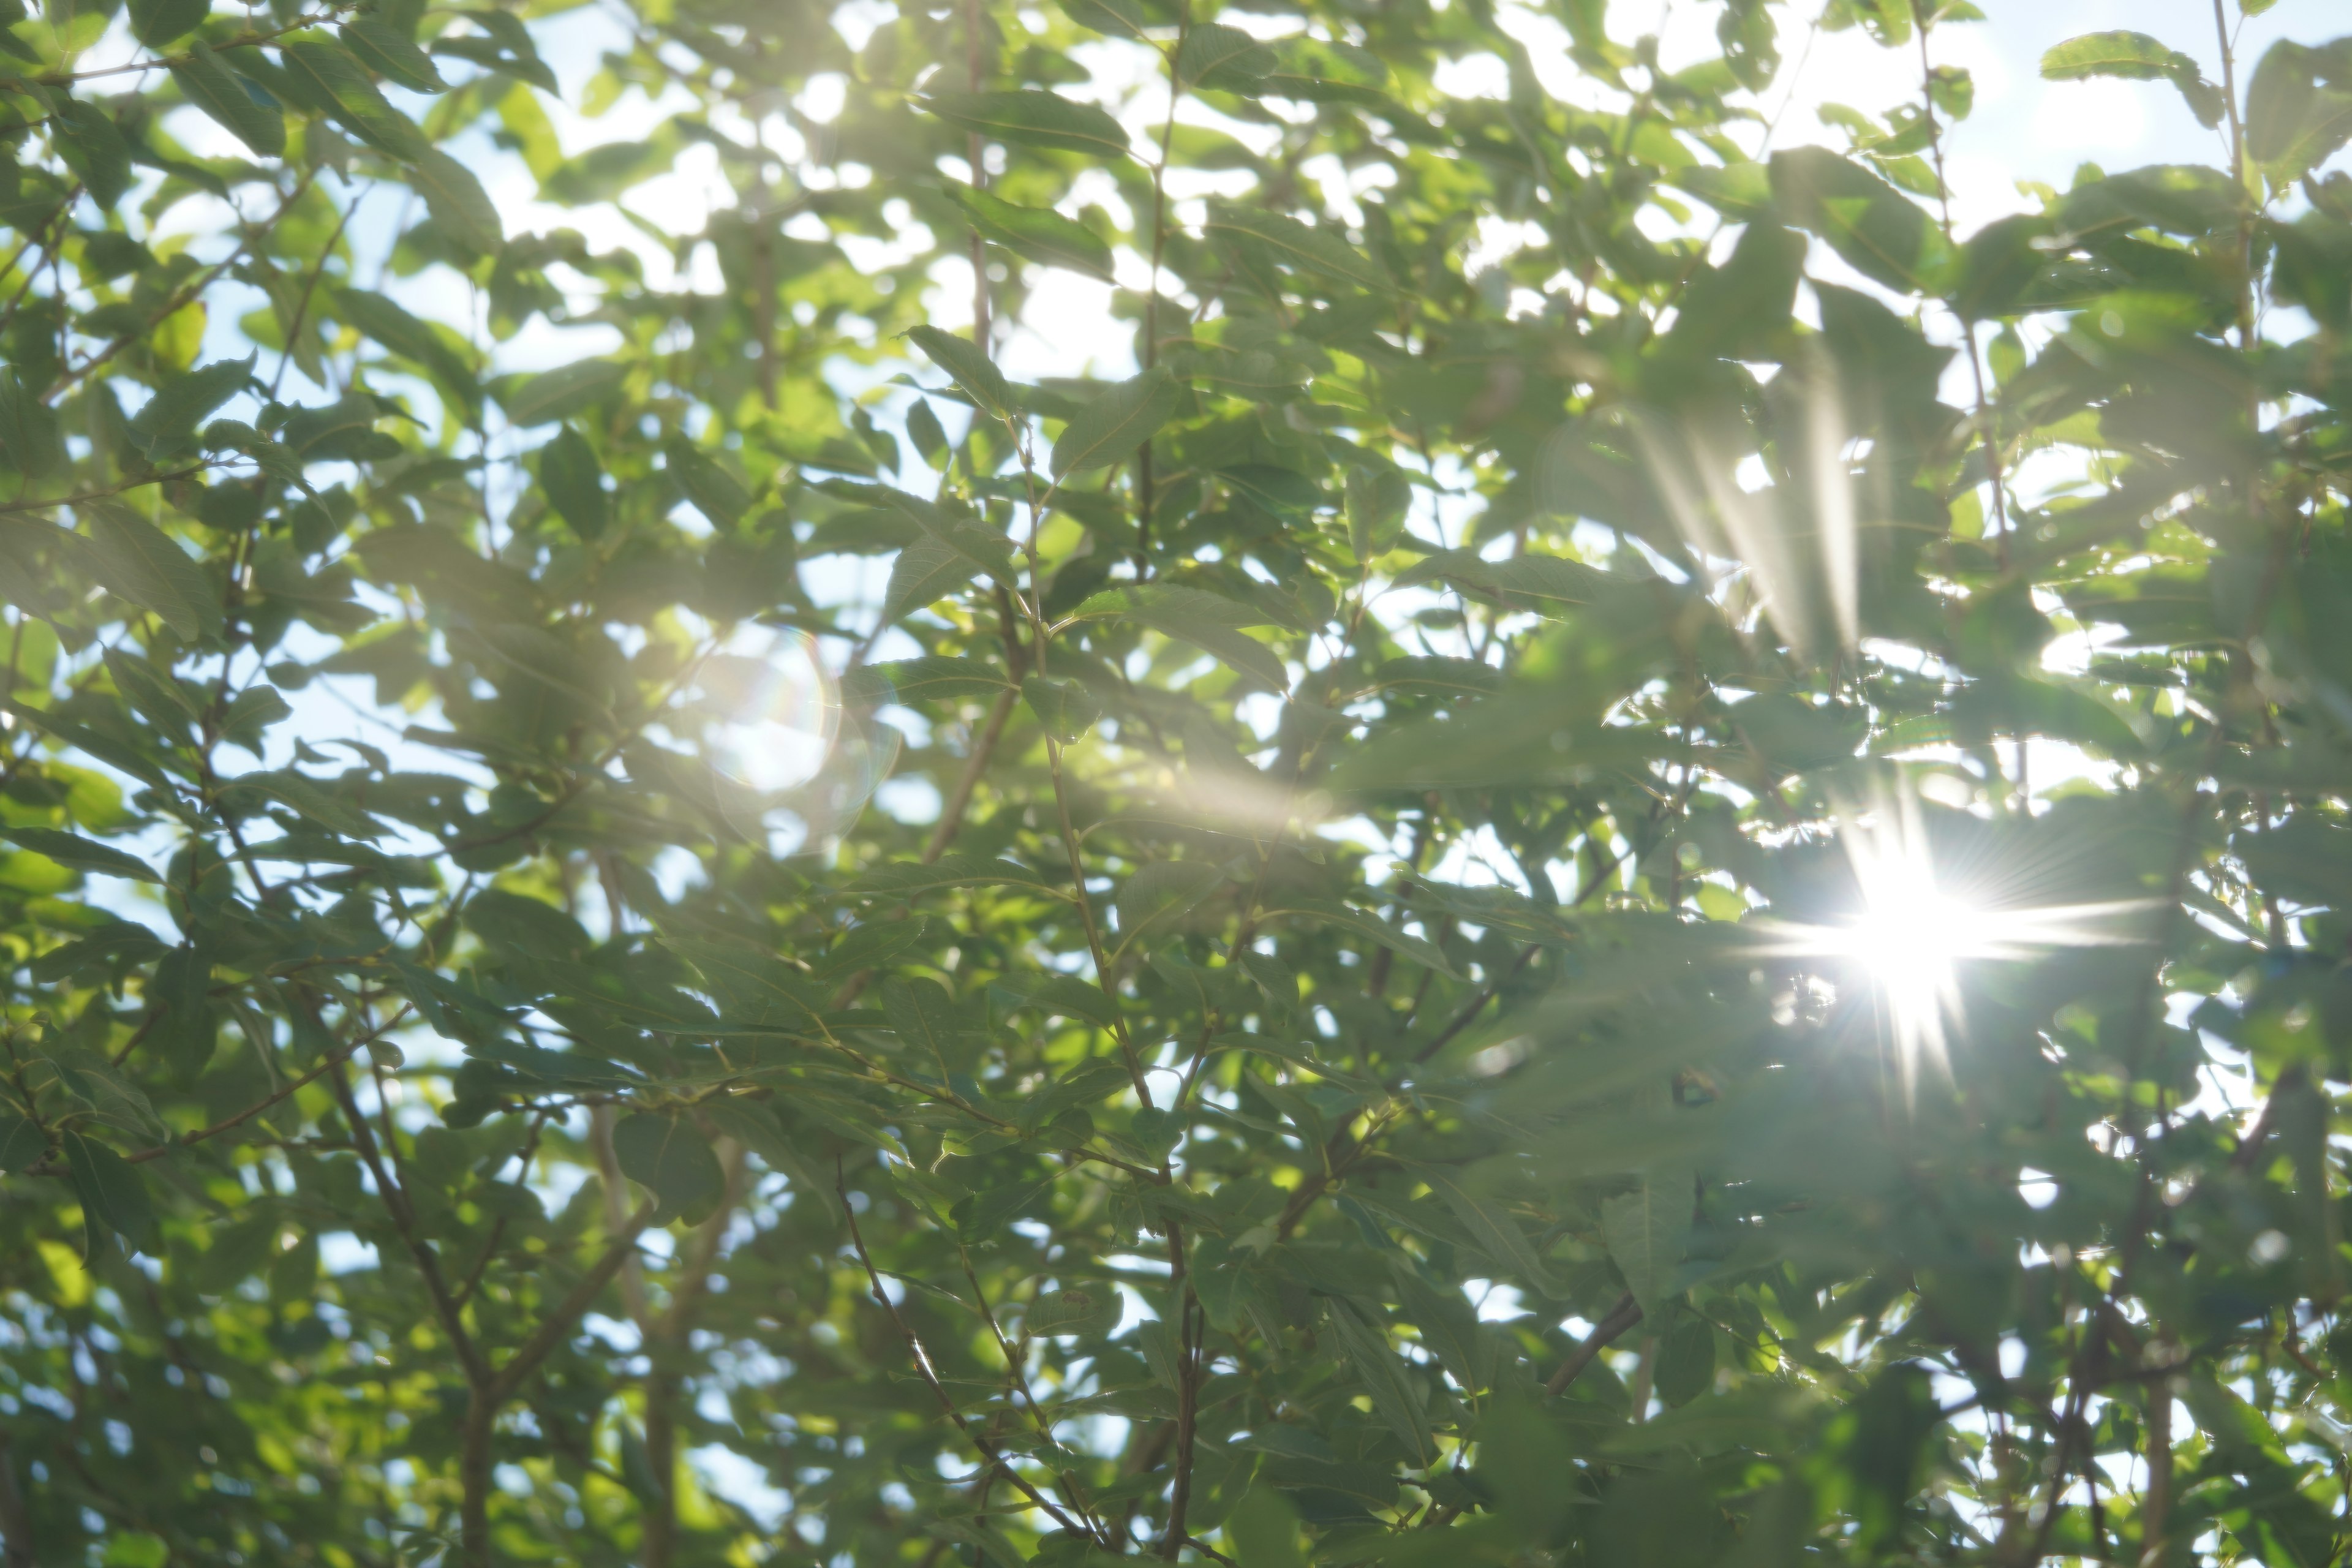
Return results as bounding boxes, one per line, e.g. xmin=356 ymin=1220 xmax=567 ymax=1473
xmin=1545 ymin=1291 xmax=1644 ymax=1396
xmin=838 ymin=1158 xmax=1098 ymax=1542
xmin=328 ymin=1058 xmax=489 ymax=1389
xmin=488 ymin=1197 xmax=661 ymax=1400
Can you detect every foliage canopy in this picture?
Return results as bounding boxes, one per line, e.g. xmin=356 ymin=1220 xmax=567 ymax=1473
xmin=0 ymin=0 xmax=2350 ymax=1566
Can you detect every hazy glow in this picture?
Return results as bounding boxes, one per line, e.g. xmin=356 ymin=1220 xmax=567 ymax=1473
xmin=1634 ymin=366 xmax=1862 ymax=660
xmin=1753 ymin=791 xmax=2149 ymax=1087
xmin=706 ymin=627 xmax=838 ymax=794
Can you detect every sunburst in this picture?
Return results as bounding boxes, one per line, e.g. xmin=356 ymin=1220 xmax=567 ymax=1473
xmin=1749 ymin=788 xmax=2151 ymax=1088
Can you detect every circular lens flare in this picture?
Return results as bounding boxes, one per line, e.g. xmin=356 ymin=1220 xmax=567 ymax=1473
xmin=705 ymin=627 xmax=838 ymax=796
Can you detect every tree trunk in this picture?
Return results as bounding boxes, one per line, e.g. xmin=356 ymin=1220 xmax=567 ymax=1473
xmin=642 ymin=1368 xmax=680 ymax=1568
xmin=462 ymin=1384 xmax=496 ymax=1567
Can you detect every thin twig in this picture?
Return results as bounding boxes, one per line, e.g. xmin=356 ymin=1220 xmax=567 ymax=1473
xmin=123 ymin=1003 xmax=412 ymax=1164
xmin=1545 ymin=1290 xmax=1645 ymax=1396
xmin=487 ymin=1197 xmax=659 ymax=1399
xmin=837 ymin=1158 xmax=1098 ymax=1541
xmin=0 ymin=464 xmax=222 ymax=516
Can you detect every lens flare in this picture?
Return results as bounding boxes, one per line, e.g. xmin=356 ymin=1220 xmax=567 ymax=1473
xmin=704 ymin=627 xmax=839 ymax=795
xmin=1749 ymin=788 xmax=2150 ymax=1088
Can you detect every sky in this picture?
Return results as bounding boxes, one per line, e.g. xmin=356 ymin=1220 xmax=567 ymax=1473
xmin=127 ymin=0 xmax=2346 ymax=880
xmin=236 ymin=0 xmax=2337 ymax=385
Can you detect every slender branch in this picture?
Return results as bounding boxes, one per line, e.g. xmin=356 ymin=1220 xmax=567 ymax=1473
xmin=1161 ymin=1283 xmax=1200 ymax=1558
xmin=46 ymin=166 xmax=322 ymax=402
xmin=0 ymin=192 xmax=78 ymax=342
xmin=123 ymin=1004 xmax=411 ymax=1164
xmin=328 ymin=1058 xmax=489 ymax=1388
xmin=922 ymin=683 xmax=1017 ymax=864
xmin=1545 ymin=1290 xmax=1644 ymax=1395
xmin=0 ymin=464 xmax=222 ymax=516
xmin=1411 ymin=943 xmax=1539 ymax=1065
xmin=268 ymin=191 xmax=362 ymax=399
xmin=1134 ymin=15 xmax=1186 ymax=578
xmin=588 ymin=1105 xmax=653 ymax=1329
xmin=24 ymin=5 xmax=359 ymax=85
xmin=487 ymin=1198 xmax=660 ymax=1400
xmin=837 ymin=1158 xmax=1098 ymax=1541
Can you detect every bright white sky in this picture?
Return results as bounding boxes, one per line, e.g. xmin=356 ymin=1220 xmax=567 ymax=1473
xmin=146 ymin=0 xmax=2340 ymax=846
xmin=229 ymin=0 xmax=2333 ymax=388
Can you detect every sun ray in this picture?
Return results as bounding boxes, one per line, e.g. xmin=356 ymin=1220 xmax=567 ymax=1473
xmin=1747 ymin=787 xmax=2154 ymax=1093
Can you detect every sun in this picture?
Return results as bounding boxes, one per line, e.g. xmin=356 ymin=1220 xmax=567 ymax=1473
xmin=1813 ymin=802 xmax=2005 ymax=1080
xmin=1752 ymin=789 xmax=2150 ymax=1090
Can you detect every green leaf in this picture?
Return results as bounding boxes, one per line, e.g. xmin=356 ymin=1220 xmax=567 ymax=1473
xmin=877 ymin=540 xmax=962 ymax=625
xmin=1114 ymin=859 xmax=1224 ymax=949
xmin=1666 ymin=159 xmax=1774 ymax=220
xmin=881 ymin=976 xmax=975 ymax=1076
xmin=0 ymin=374 xmax=62 ymax=481
xmin=127 ymin=355 xmax=257 ymax=458
xmin=1259 ymin=37 xmax=1391 ymax=104
xmin=1177 ymin=22 xmax=1275 ymax=92
xmin=841 ymin=657 xmax=1008 ymax=707
xmin=83 ymin=503 xmax=220 ymax=643
xmin=341 ymin=15 xmax=448 ymax=92
xmin=1026 ymin=1284 xmax=1120 ymax=1337
xmin=1060 ymin=0 xmax=1148 ymax=39
xmin=2040 ymin=29 xmax=2187 ymax=81
xmin=2040 ymin=30 xmax=2223 ymax=128
xmin=1601 ymin=1174 xmax=1689 ymax=1319
xmin=611 ymin=1112 xmax=725 ymax=1223
xmin=171 ymin=42 xmax=287 ymax=156
xmin=1322 ymin=1295 xmax=1434 ymax=1466
xmin=991 ymin=972 xmax=1119 ymax=1029
xmin=919 ymin=89 xmax=1133 ymax=160
xmin=1022 ymin=674 xmax=1099 ymax=741
xmin=221 ymin=769 xmax=384 ymax=839
xmin=1653 ymin=1308 xmax=1716 ymax=1407
xmin=431 ymin=10 xmax=556 ymax=92
xmin=216 ymin=685 xmax=288 ymax=756
xmin=943 ymin=184 xmax=1114 ymax=280
xmin=666 ymin=940 xmax=822 ymax=1033
xmin=1264 ymin=900 xmax=1458 ymax=980
xmin=335 ymin=290 xmax=477 ymax=405
xmin=1054 ymin=369 xmax=1176 ymax=479
xmin=1203 ymin=203 xmax=1389 ymax=292
xmin=904 ymin=398 xmax=949 ymax=467
xmin=0 ymin=1112 xmax=45 ymax=1172
xmin=2247 ymin=41 xmax=2352 ymax=181
xmin=662 ymin=435 xmax=753 ymax=528
xmin=535 ymin=426 xmax=609 ymax=540
xmin=954 ymin=1172 xmax=1055 ymax=1241
xmin=281 ymin=37 xmax=431 ymax=162
xmin=62 ymin=1129 xmax=154 ymax=1254
xmin=50 ymin=100 xmax=132 ymax=209
xmin=409 ymin=148 xmax=505 ymax=257
xmin=1345 ymin=466 xmax=1408 ymax=563
xmin=1413 ymin=1167 xmax=1564 ymax=1295
xmin=1068 ymin=582 xmax=1288 ymax=690
xmin=0 ymin=826 xmax=162 ymax=883
xmin=1769 ymin=146 xmax=1948 ymax=293
xmin=127 ymin=0 xmax=207 ymax=47
xmin=843 ymin=853 xmax=1052 ymax=899
xmin=905 ymin=324 xmax=1016 ymax=416
xmin=1227 ymin=1488 xmax=1309 ymax=1568
xmin=503 ymin=360 xmax=625 ymax=426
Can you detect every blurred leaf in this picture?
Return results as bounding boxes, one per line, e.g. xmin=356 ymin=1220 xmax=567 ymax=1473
xmin=1049 ymin=367 xmax=1178 ymax=477
xmin=611 ymin=1112 xmax=724 ymax=1223
xmin=945 ymin=184 xmax=1114 ymax=280
xmin=920 ymin=90 xmax=1133 ymax=159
